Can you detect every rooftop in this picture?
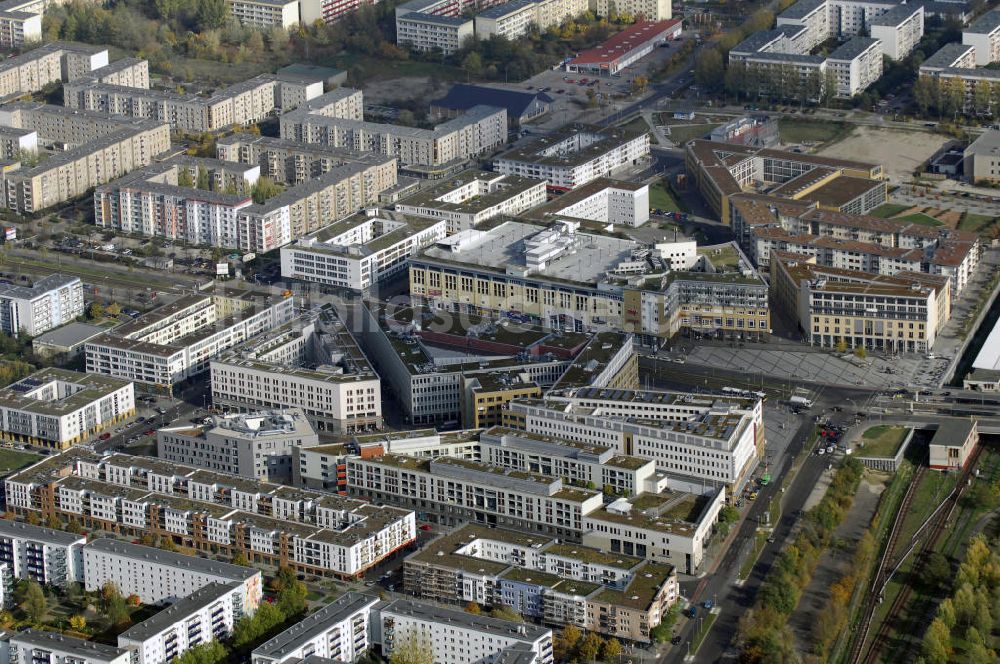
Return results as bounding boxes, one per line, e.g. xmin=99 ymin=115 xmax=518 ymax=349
xmin=253 ymin=593 xmax=379 ymax=658
xmin=0 ymin=519 xmax=86 ymax=546
xmin=84 ymin=538 xmax=260 ymax=580
xmin=568 ymin=20 xmax=683 ymax=66
xmin=378 ymin=598 xmax=551 ymax=641
xmin=0 ymin=368 xmax=132 ymax=418
xmin=827 ymin=36 xmax=880 ymax=61
xmin=496 ymin=124 xmax=647 ymax=169
xmin=395 ymin=170 xmax=544 ymax=216
xmin=118 ymin=582 xmax=241 ymax=641
xmin=11 ymin=630 xmax=126 ymax=661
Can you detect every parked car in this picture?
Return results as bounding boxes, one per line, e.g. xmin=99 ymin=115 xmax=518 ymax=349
xmin=99 ymin=432 xmax=111 ymax=440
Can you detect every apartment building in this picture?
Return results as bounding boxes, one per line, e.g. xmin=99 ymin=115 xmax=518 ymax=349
xmin=0 ymin=274 xmax=82 ymax=337
xmin=84 ymin=290 xmax=295 ymax=387
xmin=478 ymin=426 xmax=660 ymax=496
xmin=0 ymin=368 xmax=134 ymax=449
xmin=227 ymin=0 xmax=300 ymax=28
xmin=826 ymin=37 xmax=883 ymax=97
xmin=6 ymin=631 xmax=131 ymax=664
xmin=5 ymin=450 xmax=416 ymax=579
xmin=727 ymin=191 xmax=981 ymax=295
xmin=216 ymin=134 xmax=397 ymax=187
xmin=347 ymin=453 xmax=605 ymax=539
xmin=371 ymin=599 xmax=554 ymax=663
xmin=917 ymin=42 xmax=1000 ymax=112
xmin=83 ymin=539 xmax=262 ymax=606
xmin=281 ymin=98 xmax=507 ymax=168
xmin=505 ymin=387 xmax=764 ymax=496
xmin=684 ymin=139 xmax=885 ymax=225
xmin=280 ymin=88 xmax=364 ymax=130
xmin=463 ymin=375 xmax=542 ymax=429
xmin=590 ymin=0 xmax=671 ymax=20
xmin=870 ymin=4 xmax=924 ymax=60
xmin=251 ymin=593 xmax=379 ymax=664
xmin=0 ymin=125 xmax=37 ymax=159
xmin=211 ymin=308 xmax=383 ymax=434
xmin=0 ymin=41 xmax=107 ymax=99
xmin=408 ymin=221 xmax=770 ymax=345
xmin=963 ymin=9 xmax=1000 ymax=65
xmin=770 ymin=255 xmax=951 ymax=353
xmin=964 ymin=128 xmax=1000 ymax=184
xmin=523 ymin=178 xmax=650 ymax=227
xmin=65 ymin=75 xmax=279 ymax=133
xmin=0 ymin=106 xmax=171 ymax=213
xmin=403 ymin=524 xmax=678 ymax=642
xmin=396 ymin=12 xmax=474 ymax=54
xmin=344 ymin=301 xmax=586 ymax=425
xmin=158 ymin=409 xmax=319 ymax=484
xmin=0 ymin=520 xmax=85 ymax=587
xmin=474 ymin=0 xmax=587 ymax=40
xmin=494 ymin=124 xmax=650 ymax=190
xmin=393 ymin=170 xmax=548 ymax=234
xmin=565 ymin=19 xmax=682 ymax=76
xmin=117 ymin=581 xmax=250 ymax=664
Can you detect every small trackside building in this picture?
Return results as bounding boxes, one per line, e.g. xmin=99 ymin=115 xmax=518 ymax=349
xmin=565 ymin=19 xmax=683 ymax=76
xmin=929 ymin=419 xmax=978 ymax=471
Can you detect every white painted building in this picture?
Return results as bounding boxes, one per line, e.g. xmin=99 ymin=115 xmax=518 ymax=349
xmin=279 ymin=211 xmax=447 ymax=291
xmin=118 ymin=581 xmax=251 ymax=664
xmin=0 ymin=368 xmax=135 ymax=449
xmin=82 ymin=538 xmax=263 ymax=607
xmin=251 ymin=593 xmax=379 ymax=664
xmin=7 ymin=631 xmax=130 ymax=664
xmin=393 ymin=171 xmax=548 ymax=234
xmin=869 ymin=4 xmax=924 ymax=60
xmin=0 ymin=520 xmax=85 ymax=587
xmin=395 ymin=13 xmax=474 ymax=55
xmin=494 ymin=124 xmax=650 ymax=190
xmin=157 ymin=409 xmax=318 ymax=483
xmin=963 ymin=9 xmax=1000 ymax=66
xmin=0 ymin=274 xmax=83 ymax=338
xmin=526 ymin=178 xmax=649 ymax=226
xmin=826 ymin=37 xmax=883 ymax=98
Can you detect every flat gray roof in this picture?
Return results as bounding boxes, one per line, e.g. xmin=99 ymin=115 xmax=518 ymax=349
xmin=377 ymin=599 xmax=551 ymax=641
xmin=32 ymin=322 xmax=108 ymax=349
xmin=12 ymin=630 xmax=126 ymax=661
xmin=119 ymin=581 xmax=241 ymax=641
xmin=253 ymin=593 xmax=379 ymax=658
xmin=84 ymin=538 xmax=259 ymax=581
xmin=0 ymin=519 xmax=86 ymax=546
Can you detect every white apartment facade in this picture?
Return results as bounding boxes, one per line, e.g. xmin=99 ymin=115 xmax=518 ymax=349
xmin=279 ymin=212 xmax=448 ymax=291
xmin=0 ymin=368 xmax=135 ymax=449
xmin=157 ymin=409 xmax=319 ymax=483
xmin=0 ymin=274 xmax=83 ymax=337
xmin=528 ymin=178 xmax=650 ymax=226
xmin=0 ymin=520 xmax=85 ymax=587
xmin=396 ymin=13 xmax=474 ymax=55
xmin=590 ymin=0 xmax=670 ymax=20
xmin=117 ymin=581 xmax=250 ymax=664
xmin=870 ymin=4 xmax=924 ymax=60
xmin=393 ymin=171 xmax=548 ymax=234
xmin=494 ymin=125 xmax=651 ymax=190
xmin=85 ymin=292 xmax=295 ymax=387
xmin=7 ymin=631 xmax=131 ymax=664
xmin=82 ymin=538 xmax=263 ymax=606
xmin=227 ymin=0 xmax=300 ymax=28
xmin=252 ymin=593 xmax=379 ymax=664
xmin=826 ymin=37 xmax=883 ymax=98
xmin=963 ymin=9 xmax=1000 ymax=66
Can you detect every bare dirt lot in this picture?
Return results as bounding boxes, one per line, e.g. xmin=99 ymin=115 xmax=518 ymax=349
xmin=361 ymin=76 xmax=446 ymax=104
xmin=816 ymin=126 xmax=949 ymax=183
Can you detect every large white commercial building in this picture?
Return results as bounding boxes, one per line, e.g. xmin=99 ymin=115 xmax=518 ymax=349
xmin=157 ymin=409 xmax=318 ymax=484
xmin=0 ymin=368 xmax=135 ymax=449
xmin=565 ymin=19 xmax=682 ymax=76
xmin=0 ymin=274 xmax=83 ymax=338
xmin=0 ymin=520 xmax=85 ymax=587
xmin=117 ymin=581 xmax=251 ymax=664
xmin=494 ymin=124 xmax=650 ymax=190
xmin=251 ymin=593 xmax=379 ymax=664
xmin=393 ymin=171 xmax=548 ymax=234
xmin=211 ymin=309 xmax=383 ymax=434
xmin=83 ymin=538 xmax=263 ymax=607
xmin=279 ymin=210 xmax=447 ymax=291
xmin=963 ymin=9 xmax=1000 ymax=66
xmin=5 ymin=450 xmax=416 ymax=579
xmin=85 ymin=290 xmax=295 ymax=388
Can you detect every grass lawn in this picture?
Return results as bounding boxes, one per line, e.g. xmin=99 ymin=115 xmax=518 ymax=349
xmin=331 ymin=53 xmax=466 ymax=82
xmin=859 ymin=425 xmax=910 ymax=458
xmin=778 ymin=118 xmax=851 ymax=145
xmin=649 ymin=182 xmax=682 ymax=213
xmin=666 ymin=123 xmax=719 ymax=145
xmin=898 ymin=212 xmax=944 ymax=227
xmin=690 ymin=611 xmax=719 ymax=653
xmin=0 ymin=448 xmax=40 ymax=473
xmin=958 ymin=212 xmax=998 ymax=233
xmin=868 ymin=203 xmax=911 ymax=218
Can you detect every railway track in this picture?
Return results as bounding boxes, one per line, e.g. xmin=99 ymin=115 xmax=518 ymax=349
xmin=847 ymin=465 xmax=924 ymax=664
xmin=858 ymin=446 xmax=984 ymax=664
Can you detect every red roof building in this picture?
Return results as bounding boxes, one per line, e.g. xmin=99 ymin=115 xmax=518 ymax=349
xmin=566 ymin=19 xmax=683 ymax=76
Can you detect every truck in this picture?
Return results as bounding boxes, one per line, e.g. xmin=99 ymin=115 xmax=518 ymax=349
xmin=790 ymin=396 xmax=813 ymax=408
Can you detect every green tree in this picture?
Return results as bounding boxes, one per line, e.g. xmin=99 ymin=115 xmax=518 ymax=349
xmin=600 ymin=637 xmax=621 ymax=662
xmin=922 ymin=617 xmax=951 ymax=664
xmin=106 ymin=302 xmax=121 ymax=317
xmin=835 ymin=338 xmax=848 ymax=353
xmin=556 ymin=624 xmax=582 ymax=660
xmin=923 ymin=552 xmax=950 ymax=592
xmin=251 ymin=176 xmax=282 ymax=204
xmin=578 ymin=633 xmax=603 ymax=662
xmin=276 ymin=575 xmax=307 ymax=617
xmin=196 ymin=166 xmax=210 ymax=190
xmin=231 ymin=552 xmax=249 ymax=567
xmin=20 ymin=581 xmax=46 ymax=622
xmin=462 ymin=51 xmax=483 ymax=77
xmin=694 ymin=48 xmax=724 ymax=91
xmin=388 ymin=629 xmax=434 ymax=664
xmin=178 ymin=168 xmax=194 ymax=188
xmin=195 ymin=0 xmax=230 ymax=31
xmin=174 ymin=640 xmax=227 ymax=664
xmin=937 ymin=597 xmax=956 ymax=629
xmin=489 ymin=604 xmax=523 ymax=622
xmin=233 ymin=602 xmax=285 ymax=652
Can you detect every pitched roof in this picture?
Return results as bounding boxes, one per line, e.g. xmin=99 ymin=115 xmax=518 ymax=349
xmin=432 ymin=84 xmax=552 ymax=118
